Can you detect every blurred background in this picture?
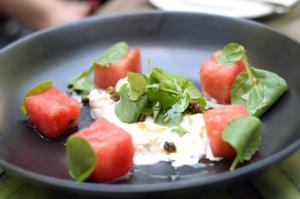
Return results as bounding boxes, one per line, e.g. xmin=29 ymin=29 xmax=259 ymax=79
xmin=0 ymin=0 xmax=300 ymax=49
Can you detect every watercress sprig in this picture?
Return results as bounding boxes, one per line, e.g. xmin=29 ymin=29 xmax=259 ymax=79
xmin=116 ymin=67 xmax=206 ymax=127
xmin=68 ymin=66 xmax=93 ymax=95
xmin=218 ymin=43 xmax=288 ymax=117
xmin=68 ymin=42 xmax=129 ymax=95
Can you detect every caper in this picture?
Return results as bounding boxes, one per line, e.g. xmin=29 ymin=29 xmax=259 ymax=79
xmin=164 ymin=142 xmax=176 ymax=153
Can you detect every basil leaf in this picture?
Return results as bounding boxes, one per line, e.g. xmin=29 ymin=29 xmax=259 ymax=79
xmin=66 ymin=136 xmax=97 ymax=182
xmin=172 ymin=125 xmax=188 ymax=136
xmin=115 ymin=84 xmax=149 ymax=123
xmin=127 ymin=72 xmax=147 ymax=101
xmin=217 ymin=42 xmax=245 ymax=64
xmin=94 ymin=42 xmax=128 ymax=67
xmin=222 ymin=115 xmax=262 ymax=170
xmin=231 ymin=67 xmax=288 ymax=117
xmin=21 ymin=80 xmax=54 ymax=114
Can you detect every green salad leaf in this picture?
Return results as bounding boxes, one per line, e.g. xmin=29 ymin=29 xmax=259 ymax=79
xmin=155 ymin=111 xmax=183 ymax=127
xmin=94 ymin=42 xmax=128 ymax=67
xmin=115 ymin=67 xmax=206 ymax=127
xmin=218 ymin=43 xmax=288 ymax=117
xmin=222 ymin=115 xmax=262 ymax=170
xmin=127 ymin=72 xmax=147 ymax=101
xmin=185 ymin=83 xmax=206 ymax=107
xmin=231 ymin=67 xmax=288 ymax=117
xmin=66 ymin=136 xmax=97 ymax=182
xmin=115 ymin=84 xmax=149 ymax=123
xmin=148 ymin=68 xmax=183 ymax=110
xmin=217 ymin=42 xmax=245 ymax=64
xmin=21 ymin=80 xmax=54 ymax=114
xmin=68 ymin=66 xmax=93 ymax=95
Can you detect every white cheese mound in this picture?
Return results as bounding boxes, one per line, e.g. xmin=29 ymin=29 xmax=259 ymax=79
xmin=88 ymin=83 xmax=221 ymax=168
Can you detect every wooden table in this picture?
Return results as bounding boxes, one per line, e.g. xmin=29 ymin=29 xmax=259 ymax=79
xmin=1 ymin=0 xmax=300 ymax=198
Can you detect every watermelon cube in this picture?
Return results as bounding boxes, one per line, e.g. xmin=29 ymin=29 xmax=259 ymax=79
xmin=204 ymin=104 xmax=248 ymax=158
xmin=25 ymin=87 xmax=80 ymax=138
xmin=94 ymin=48 xmax=141 ymax=89
xmin=72 ymin=119 xmax=134 ymax=182
xmin=200 ymin=50 xmax=245 ymax=104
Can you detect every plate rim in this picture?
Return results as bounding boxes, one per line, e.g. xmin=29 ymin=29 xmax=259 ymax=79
xmin=0 ymin=11 xmax=300 ymax=195
xmin=148 ymin=0 xmax=275 ymax=19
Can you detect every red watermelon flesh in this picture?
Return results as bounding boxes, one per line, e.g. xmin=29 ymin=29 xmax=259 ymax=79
xmin=94 ymin=48 xmax=141 ymax=89
xmin=204 ymin=104 xmax=248 ymax=158
xmin=25 ymin=87 xmax=80 ymax=138
xmin=74 ymin=119 xmax=134 ymax=183
xmin=200 ymin=50 xmax=245 ymax=104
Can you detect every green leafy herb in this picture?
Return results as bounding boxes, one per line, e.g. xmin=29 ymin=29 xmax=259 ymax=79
xmin=21 ymin=80 xmax=54 ymax=114
xmin=115 ymin=84 xmax=149 ymax=123
xmin=66 ymin=136 xmax=97 ymax=181
xmin=148 ymin=67 xmax=206 ymax=110
xmin=218 ymin=43 xmax=288 ymax=117
xmin=68 ymin=66 xmax=93 ymax=95
xmin=222 ymin=115 xmax=262 ymax=170
xmin=185 ymin=83 xmax=206 ymax=107
xmin=159 ymin=91 xmax=190 ymax=126
xmin=155 ymin=111 xmax=183 ymax=127
xmin=231 ymin=67 xmax=288 ymax=117
xmin=172 ymin=125 xmax=188 ymax=136
xmin=94 ymin=42 xmax=128 ymax=67
xmin=152 ymin=101 xmax=161 ymax=119
xmin=217 ymin=42 xmax=245 ymax=64
xmin=115 ymin=67 xmax=206 ymax=127
xmin=127 ymin=72 xmax=147 ymax=101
